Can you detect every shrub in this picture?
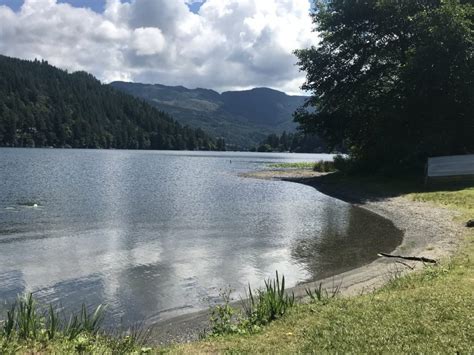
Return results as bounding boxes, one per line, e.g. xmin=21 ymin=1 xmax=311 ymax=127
xmin=313 ymin=160 xmax=336 ymax=173
xmin=333 ymin=154 xmax=354 ymax=173
xmin=209 ymin=272 xmax=295 ymax=336
xmin=209 ymin=289 xmax=239 ymax=336
xmin=305 ymin=282 xmax=341 ymax=304
xmin=243 ymin=272 xmax=295 ymax=326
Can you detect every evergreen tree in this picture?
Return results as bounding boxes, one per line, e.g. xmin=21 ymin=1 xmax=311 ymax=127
xmin=0 ymin=55 xmax=219 ymax=151
xmin=256 ymin=131 xmax=328 ymax=153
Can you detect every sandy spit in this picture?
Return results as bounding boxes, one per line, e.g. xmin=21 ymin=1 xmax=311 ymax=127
xmin=148 ymin=169 xmax=463 ymax=345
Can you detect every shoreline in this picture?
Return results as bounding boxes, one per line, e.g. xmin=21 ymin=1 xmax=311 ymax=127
xmin=149 ymin=169 xmax=462 ymax=345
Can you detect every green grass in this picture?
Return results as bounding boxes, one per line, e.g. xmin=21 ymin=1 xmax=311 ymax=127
xmin=268 ymin=162 xmax=316 ymax=169
xmin=0 ymin=333 xmax=145 ymax=354
xmin=268 ymin=160 xmax=336 ymax=172
xmin=170 ymin=182 xmax=474 ymax=353
xmin=0 ymin=294 xmax=147 ymax=354
xmin=173 ymin=263 xmax=473 ymax=353
xmin=411 ymin=187 xmax=474 ymax=212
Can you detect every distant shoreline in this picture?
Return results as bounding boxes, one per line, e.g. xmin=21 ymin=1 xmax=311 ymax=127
xmin=147 ymin=169 xmax=462 ymax=345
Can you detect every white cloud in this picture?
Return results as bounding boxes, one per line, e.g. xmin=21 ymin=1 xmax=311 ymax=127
xmin=131 ymin=27 xmax=166 ymax=55
xmin=0 ymin=0 xmax=318 ymax=94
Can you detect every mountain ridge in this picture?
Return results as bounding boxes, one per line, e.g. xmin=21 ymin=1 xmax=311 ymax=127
xmin=110 ymin=81 xmax=307 ymax=149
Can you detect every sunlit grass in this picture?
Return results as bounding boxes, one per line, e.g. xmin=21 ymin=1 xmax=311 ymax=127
xmin=411 ymin=187 xmax=474 ymax=212
xmin=173 ymin=259 xmax=473 ymax=353
xmin=268 ymin=160 xmax=336 ymax=172
xmin=268 ymin=162 xmax=316 ymax=169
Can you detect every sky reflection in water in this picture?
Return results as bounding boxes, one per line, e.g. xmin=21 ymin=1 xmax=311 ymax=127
xmin=0 ymin=149 xmax=402 ymax=325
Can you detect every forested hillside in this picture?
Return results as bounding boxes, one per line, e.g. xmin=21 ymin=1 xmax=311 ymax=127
xmin=253 ymin=131 xmax=328 ymax=153
xmin=0 ymin=55 xmax=221 ymax=150
xmin=111 ymin=82 xmax=306 ymax=149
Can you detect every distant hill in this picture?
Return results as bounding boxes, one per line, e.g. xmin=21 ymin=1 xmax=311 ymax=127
xmin=0 ymin=55 xmax=221 ymax=150
xmin=111 ymin=82 xmax=307 ymax=149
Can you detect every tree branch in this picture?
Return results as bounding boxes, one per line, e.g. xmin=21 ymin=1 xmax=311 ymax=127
xmin=377 ymin=252 xmax=437 ymax=264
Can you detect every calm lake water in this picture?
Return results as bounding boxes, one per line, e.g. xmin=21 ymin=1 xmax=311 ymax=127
xmin=0 ymin=148 xmax=402 ymax=325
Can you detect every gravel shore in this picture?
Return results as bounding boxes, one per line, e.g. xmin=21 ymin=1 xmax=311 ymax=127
xmin=149 ymin=169 xmax=463 ymax=345
xmin=259 ymin=170 xmax=462 ymax=295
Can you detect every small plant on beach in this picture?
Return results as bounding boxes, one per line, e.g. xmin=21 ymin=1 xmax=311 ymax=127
xmin=209 ymin=288 xmax=239 ymax=336
xmin=62 ymin=304 xmax=107 ymax=340
xmin=117 ymin=321 xmax=152 ymax=348
xmin=242 ymin=271 xmax=295 ymax=327
xmin=2 ymin=303 xmax=16 ymax=339
xmin=0 ymin=293 xmax=107 ymax=342
xmin=15 ymin=293 xmax=41 ymax=340
xmin=305 ymin=282 xmax=340 ymax=304
xmin=64 ymin=311 xmax=82 ymax=341
xmin=80 ymin=303 xmax=106 ymax=335
xmin=0 ymin=293 xmax=142 ymax=353
xmin=209 ymin=272 xmax=295 ymax=336
xmin=46 ymin=304 xmax=60 ymax=340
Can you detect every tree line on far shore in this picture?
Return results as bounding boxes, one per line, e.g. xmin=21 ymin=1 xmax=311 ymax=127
xmin=0 ymin=55 xmax=224 ymax=151
xmin=251 ymin=131 xmax=329 ymax=153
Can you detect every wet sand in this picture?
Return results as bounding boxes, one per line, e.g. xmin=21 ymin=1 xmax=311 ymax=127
xmin=148 ymin=169 xmax=462 ymax=345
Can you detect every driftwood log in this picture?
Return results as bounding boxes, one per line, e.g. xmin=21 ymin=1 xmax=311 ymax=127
xmin=378 ymin=252 xmax=437 ymax=264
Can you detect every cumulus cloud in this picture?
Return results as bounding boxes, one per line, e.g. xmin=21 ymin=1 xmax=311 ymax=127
xmin=131 ymin=27 xmax=166 ymax=55
xmin=0 ymin=0 xmax=318 ymax=94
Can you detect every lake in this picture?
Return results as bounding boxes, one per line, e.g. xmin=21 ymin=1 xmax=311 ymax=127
xmin=0 ymin=148 xmax=402 ymax=325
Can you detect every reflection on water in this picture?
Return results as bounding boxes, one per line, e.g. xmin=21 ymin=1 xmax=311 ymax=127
xmin=0 ymin=149 xmax=402 ymax=325
xmin=292 ymin=206 xmax=403 ymax=280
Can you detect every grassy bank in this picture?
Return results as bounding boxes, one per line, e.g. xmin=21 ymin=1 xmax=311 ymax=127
xmin=0 ymin=333 xmax=143 ymax=354
xmin=268 ymin=162 xmax=316 ymax=169
xmin=170 ymin=178 xmax=474 ymax=353
xmin=269 ymin=160 xmax=336 ymax=172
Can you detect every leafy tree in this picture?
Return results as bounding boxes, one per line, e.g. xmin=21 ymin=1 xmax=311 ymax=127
xmin=295 ymin=0 xmax=474 ymax=172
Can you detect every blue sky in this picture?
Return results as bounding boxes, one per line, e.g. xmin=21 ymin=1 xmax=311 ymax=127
xmin=0 ymin=0 xmax=317 ymax=94
xmin=0 ymin=0 xmax=205 ymax=13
